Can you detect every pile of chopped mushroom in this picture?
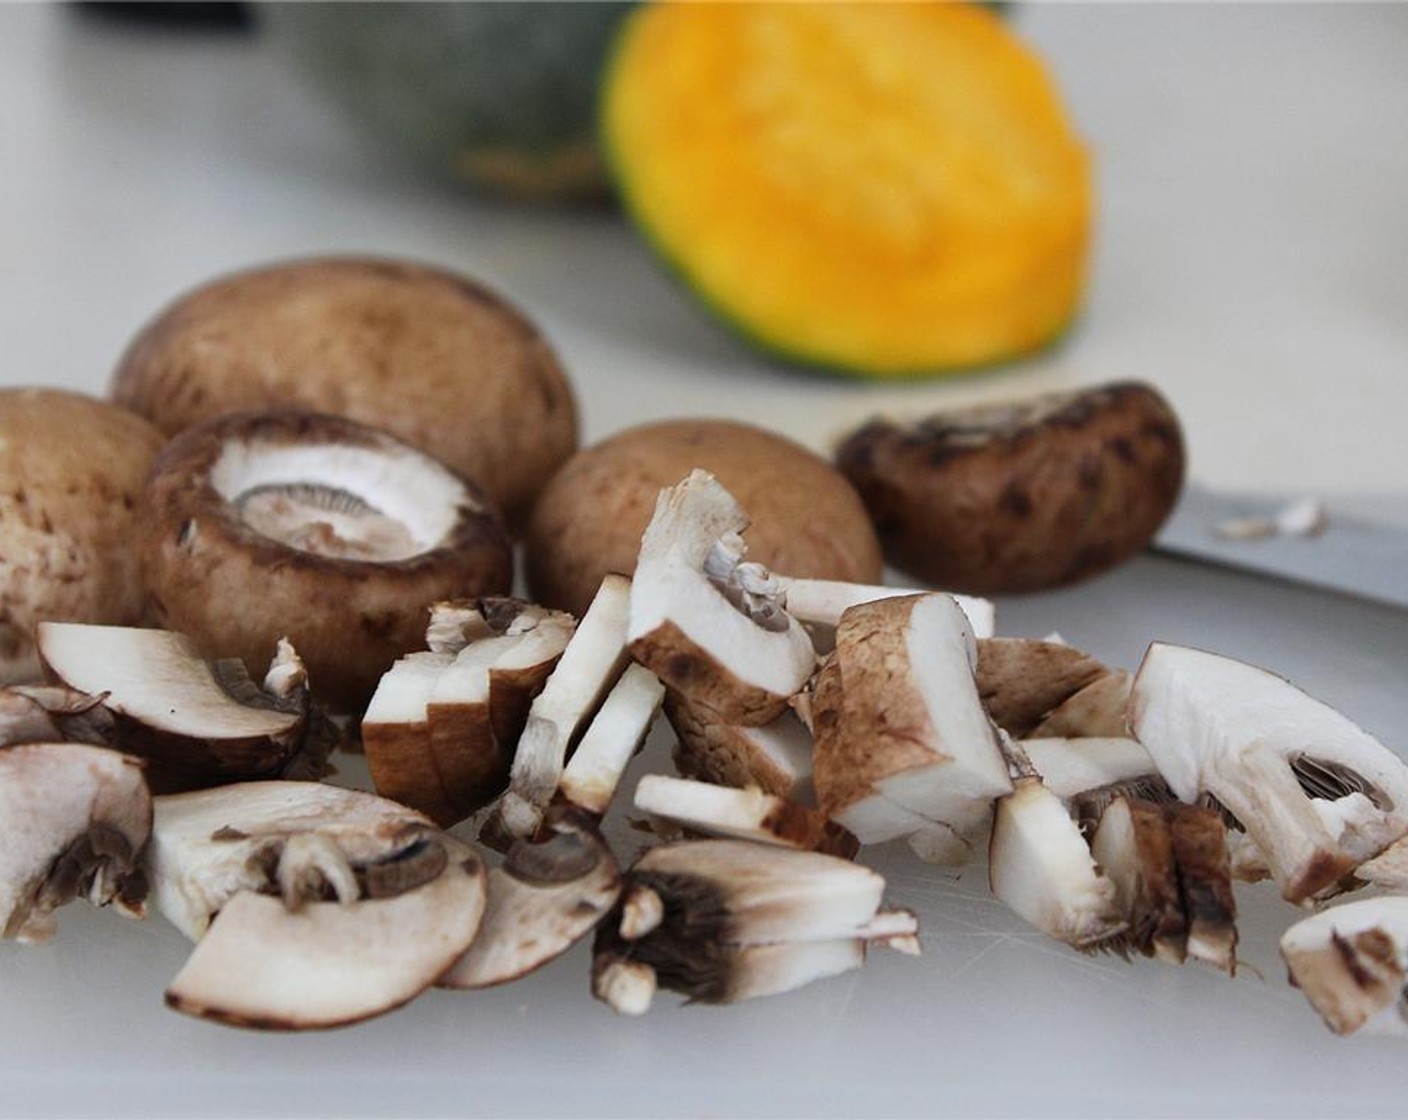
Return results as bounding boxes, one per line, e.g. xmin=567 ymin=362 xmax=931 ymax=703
xmin=4 ymin=467 xmax=1408 ymax=1039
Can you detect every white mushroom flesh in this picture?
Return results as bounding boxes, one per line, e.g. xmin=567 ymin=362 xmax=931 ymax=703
xmin=557 ymin=663 xmax=666 ymax=818
xmin=1281 ymin=897 xmax=1408 ymax=1037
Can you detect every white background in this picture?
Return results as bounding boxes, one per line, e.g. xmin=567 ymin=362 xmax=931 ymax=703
xmin=2 ymin=5 xmax=1408 ymax=1117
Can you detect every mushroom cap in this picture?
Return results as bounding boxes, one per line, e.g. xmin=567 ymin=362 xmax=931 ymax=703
xmin=835 ymin=382 xmax=1185 ymax=594
xmin=0 ymin=389 xmax=164 ymax=683
xmin=136 ymin=409 xmax=512 ymax=713
xmin=526 ymin=418 xmax=883 ymax=617
xmin=109 ymin=256 xmax=577 ymax=524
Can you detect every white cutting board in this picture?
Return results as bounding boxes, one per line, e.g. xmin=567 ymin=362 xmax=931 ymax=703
xmin=2 ymin=4 xmax=1408 ymax=1116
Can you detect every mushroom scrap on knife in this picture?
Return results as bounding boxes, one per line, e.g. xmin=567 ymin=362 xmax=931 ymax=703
xmin=592 ymin=840 xmax=917 ymax=1014
xmin=150 ymin=782 xmax=486 ymax=1030
xmin=35 ymin=623 xmax=332 ymax=792
xmin=1130 ymin=643 xmax=1408 ymax=905
xmin=0 ymin=743 xmax=151 ymax=943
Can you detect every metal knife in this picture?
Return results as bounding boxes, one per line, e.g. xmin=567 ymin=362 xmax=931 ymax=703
xmin=1152 ymin=485 xmax=1408 ymax=610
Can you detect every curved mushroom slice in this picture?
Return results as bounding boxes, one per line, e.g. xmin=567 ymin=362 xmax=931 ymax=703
xmin=592 ymin=839 xmax=916 ymax=1013
xmin=627 ymin=471 xmax=816 ymax=726
xmin=1028 ymin=671 xmax=1133 ymax=739
xmin=665 ymin=692 xmax=814 ymax=803
xmin=773 ymin=577 xmax=995 ymax=651
xmin=34 ymin=623 xmax=322 ymax=793
xmin=490 ymin=575 xmax=634 ymax=844
xmin=1130 ymin=643 xmax=1408 ymax=905
xmin=975 ymin=638 xmax=1110 ymax=739
xmin=148 ymin=781 xmax=448 ymax=940
xmin=166 ymin=833 xmax=486 ymax=1031
xmin=812 ymin=594 xmax=1012 ymax=865
xmin=0 ymin=743 xmax=151 ymax=943
xmin=634 ymin=775 xmax=858 ymax=858
xmin=1281 ymin=898 xmax=1408 ymax=1037
xmin=438 ymin=814 xmax=620 ymax=990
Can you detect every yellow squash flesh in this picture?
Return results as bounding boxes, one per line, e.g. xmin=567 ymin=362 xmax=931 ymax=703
xmin=603 ymin=2 xmax=1093 ymax=377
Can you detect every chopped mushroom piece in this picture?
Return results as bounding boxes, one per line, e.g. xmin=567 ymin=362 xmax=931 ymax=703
xmin=1022 ymin=736 xmax=1172 ymax=826
xmin=557 ymin=663 xmax=666 ymax=818
xmin=773 ymin=577 xmax=995 ymax=649
xmin=665 ymin=693 xmax=814 ymax=803
xmin=989 ymin=755 xmax=1127 ymax=953
xmin=35 ymin=623 xmax=328 ymax=793
xmin=633 ymin=774 xmax=858 ymax=857
xmin=438 ymin=809 xmax=620 ymax=990
xmin=627 ymin=471 xmax=816 ymax=726
xmin=1166 ymin=802 xmax=1238 ymax=972
xmin=1281 ymin=897 xmax=1408 ymax=1037
xmin=1090 ymin=797 xmax=1188 ymax=964
xmin=592 ymin=839 xmax=916 ymax=1012
xmin=975 ymin=638 xmax=1110 ymax=738
xmin=1027 ymin=671 xmax=1133 ymax=739
xmin=0 ymin=743 xmax=151 ymax=943
xmin=364 ymin=599 xmax=575 ymax=827
xmin=811 ymin=594 xmax=1012 ymax=864
xmin=1130 ymin=643 xmax=1408 ymax=905
xmin=489 ymin=574 xmax=634 ymax=843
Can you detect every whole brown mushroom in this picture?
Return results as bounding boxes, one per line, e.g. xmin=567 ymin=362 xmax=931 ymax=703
xmin=110 ymin=256 xmax=577 ymax=525
xmin=0 ymin=389 xmax=165 ymax=682
xmin=526 ymin=418 xmax=883 ymax=617
xmin=136 ymin=409 xmax=512 ymax=713
xmin=835 ymin=382 xmax=1185 ymax=595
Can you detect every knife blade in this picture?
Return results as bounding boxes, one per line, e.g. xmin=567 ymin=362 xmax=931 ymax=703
xmin=1152 ymin=485 xmax=1408 ymax=610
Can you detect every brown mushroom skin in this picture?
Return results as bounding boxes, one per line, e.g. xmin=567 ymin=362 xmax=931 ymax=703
xmin=835 ymin=382 xmax=1185 ymax=595
xmin=526 ymin=419 xmax=883 ymax=617
xmin=136 ymin=410 xmax=512 ymax=713
xmin=110 ymin=256 xmax=577 ymax=526
xmin=0 ymin=390 xmax=165 ymax=682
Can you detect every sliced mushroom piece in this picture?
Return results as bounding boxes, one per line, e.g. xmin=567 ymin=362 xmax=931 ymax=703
xmin=633 ymin=774 xmax=858 ymax=857
xmin=165 ymin=831 xmax=486 ymax=1031
xmin=1281 ymin=897 xmax=1408 ymax=1037
xmin=1090 ymin=797 xmax=1187 ymax=964
xmin=665 ymin=692 xmax=814 ymax=803
xmin=557 ymin=663 xmax=666 ymax=818
xmin=989 ymin=764 xmax=1127 ymax=953
xmin=591 ymin=839 xmax=916 ymax=1012
xmin=627 ymin=471 xmax=816 ymax=726
xmin=438 ymin=811 xmax=620 ymax=990
xmin=1130 ymin=643 xmax=1408 ymax=905
xmin=489 ymin=574 xmax=634 ymax=844
xmin=148 ymin=780 xmax=452 ymax=940
xmin=35 ymin=623 xmax=325 ymax=793
xmin=1028 ymin=670 xmax=1133 ymax=739
xmin=975 ymin=638 xmax=1110 ymax=739
xmin=0 ymin=743 xmax=151 ymax=943
xmin=773 ymin=577 xmax=995 ymax=651
xmin=811 ymin=594 xmax=1012 ymax=864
